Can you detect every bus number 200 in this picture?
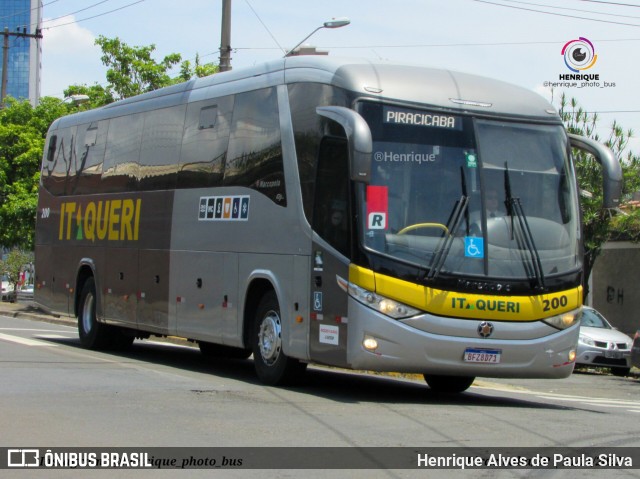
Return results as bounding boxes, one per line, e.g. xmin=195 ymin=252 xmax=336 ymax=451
xmin=542 ymin=295 xmax=568 ymax=312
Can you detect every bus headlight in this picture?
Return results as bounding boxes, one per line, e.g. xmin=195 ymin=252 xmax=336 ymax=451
xmin=337 ymin=276 xmax=420 ymax=319
xmin=543 ymin=309 xmax=581 ymax=330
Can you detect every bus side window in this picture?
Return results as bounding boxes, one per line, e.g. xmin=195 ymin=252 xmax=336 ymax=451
xmin=42 ymin=127 xmax=77 ymax=196
xmin=70 ymin=121 xmax=107 ymax=194
xmin=139 ymin=105 xmax=185 ymax=190
xmin=46 ymin=135 xmax=57 ymax=163
xmin=178 ymin=97 xmax=233 ymax=189
xmin=225 ymin=87 xmax=286 ymax=205
xmin=103 ymin=113 xmax=143 ymax=193
xmin=313 ymin=137 xmax=350 ymax=257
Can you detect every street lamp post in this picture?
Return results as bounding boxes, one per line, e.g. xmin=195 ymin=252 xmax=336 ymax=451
xmin=284 ymin=18 xmax=350 ymax=57
xmin=63 ymin=94 xmax=90 ymax=106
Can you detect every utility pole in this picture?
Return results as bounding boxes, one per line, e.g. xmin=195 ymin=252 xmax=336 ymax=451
xmin=1 ymin=27 xmax=43 ymax=104
xmin=219 ymin=0 xmax=232 ymax=72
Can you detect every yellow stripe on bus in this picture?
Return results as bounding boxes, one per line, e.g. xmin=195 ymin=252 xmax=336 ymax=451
xmin=349 ymin=264 xmax=582 ymax=321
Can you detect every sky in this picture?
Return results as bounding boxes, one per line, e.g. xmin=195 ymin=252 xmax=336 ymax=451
xmin=37 ymin=0 xmax=640 ymax=152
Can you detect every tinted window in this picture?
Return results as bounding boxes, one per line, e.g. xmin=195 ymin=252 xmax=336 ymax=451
xmin=287 ymin=83 xmax=350 ymax=221
xmin=178 ymin=97 xmax=233 ymax=189
xmin=102 ymin=113 xmax=143 ymax=192
xmin=69 ymin=121 xmax=108 ymax=194
xmin=139 ymin=105 xmax=186 ymax=190
xmin=312 ymin=138 xmax=351 ymax=257
xmin=42 ymin=126 xmax=78 ymax=196
xmin=225 ymin=88 xmax=285 ymax=205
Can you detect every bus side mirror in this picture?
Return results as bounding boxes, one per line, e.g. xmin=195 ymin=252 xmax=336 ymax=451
xmin=316 ymin=106 xmax=372 ymax=183
xmin=568 ymin=133 xmax=622 ymax=209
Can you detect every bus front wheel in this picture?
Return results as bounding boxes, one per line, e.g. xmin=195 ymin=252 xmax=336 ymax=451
xmin=251 ymin=291 xmax=306 ymax=385
xmin=423 ymin=374 xmax=475 ymax=394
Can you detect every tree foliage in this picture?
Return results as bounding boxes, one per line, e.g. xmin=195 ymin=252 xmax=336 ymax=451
xmin=0 ymin=248 xmax=33 ymax=293
xmin=64 ymin=84 xmax=115 ymax=109
xmin=557 ymin=92 xmax=640 ymax=299
xmin=177 ymin=54 xmax=219 ymax=83
xmin=0 ymin=97 xmax=78 ymax=250
xmin=95 ymin=35 xmax=182 ymax=100
xmin=0 ymin=37 xmax=221 ymax=252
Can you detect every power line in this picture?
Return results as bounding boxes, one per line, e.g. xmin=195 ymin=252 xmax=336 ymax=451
xmin=0 ymin=0 xmax=59 ymax=23
xmin=470 ymin=0 xmax=640 ymax=27
xmin=40 ymin=0 xmax=145 ymax=30
xmin=41 ymin=0 xmax=114 ymax=26
xmin=579 ymin=0 xmax=640 ymax=7
xmin=501 ymin=0 xmax=640 ymax=19
xmin=243 ymin=0 xmax=285 ymax=55
xmin=231 ymin=37 xmax=640 ymax=51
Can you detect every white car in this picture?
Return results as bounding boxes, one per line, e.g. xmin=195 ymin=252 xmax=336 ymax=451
xmin=575 ymin=307 xmax=633 ymax=377
xmin=1 ymin=280 xmax=15 ymax=302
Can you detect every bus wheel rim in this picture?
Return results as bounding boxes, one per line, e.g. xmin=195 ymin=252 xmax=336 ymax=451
xmin=258 ymin=310 xmax=281 ymax=366
xmin=82 ymin=292 xmax=94 ymax=333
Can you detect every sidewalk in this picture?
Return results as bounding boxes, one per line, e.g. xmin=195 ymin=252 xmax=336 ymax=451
xmin=0 ymin=300 xmax=75 ymax=327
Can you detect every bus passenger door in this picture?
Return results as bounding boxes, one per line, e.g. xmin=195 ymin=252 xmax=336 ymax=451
xmin=309 ymin=137 xmax=351 ymax=368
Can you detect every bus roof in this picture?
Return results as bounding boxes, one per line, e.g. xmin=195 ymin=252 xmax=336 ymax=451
xmin=50 ymin=56 xmax=559 ymax=130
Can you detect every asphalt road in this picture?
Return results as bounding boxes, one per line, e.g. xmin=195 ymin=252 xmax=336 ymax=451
xmin=1 ymin=313 xmax=639 ymax=479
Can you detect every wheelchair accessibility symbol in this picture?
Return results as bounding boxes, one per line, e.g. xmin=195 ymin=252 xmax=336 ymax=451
xmin=313 ymin=292 xmax=323 ymax=311
xmin=464 ymin=237 xmax=484 ymax=258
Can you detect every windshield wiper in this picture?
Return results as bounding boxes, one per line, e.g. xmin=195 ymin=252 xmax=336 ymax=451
xmin=427 ymin=167 xmax=469 ymax=280
xmin=504 ymin=164 xmax=545 ymax=290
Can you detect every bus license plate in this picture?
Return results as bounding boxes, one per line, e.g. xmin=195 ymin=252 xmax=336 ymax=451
xmin=463 ymin=348 xmax=501 ymax=364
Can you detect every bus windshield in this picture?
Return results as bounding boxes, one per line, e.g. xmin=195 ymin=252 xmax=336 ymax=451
xmin=358 ymin=101 xmax=581 ymax=281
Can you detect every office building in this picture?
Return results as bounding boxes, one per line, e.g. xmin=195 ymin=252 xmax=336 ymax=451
xmin=0 ymin=0 xmax=42 ymax=105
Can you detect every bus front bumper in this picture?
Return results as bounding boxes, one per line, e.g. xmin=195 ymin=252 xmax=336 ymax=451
xmin=346 ymin=298 xmax=579 ymax=379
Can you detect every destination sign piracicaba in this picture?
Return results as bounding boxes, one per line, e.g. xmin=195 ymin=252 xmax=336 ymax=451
xmin=383 ymin=106 xmax=461 ymax=130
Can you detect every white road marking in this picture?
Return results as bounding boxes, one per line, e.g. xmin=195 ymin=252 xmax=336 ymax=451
xmin=0 ymin=328 xmax=72 ymax=332
xmin=34 ymin=334 xmax=75 ymax=340
xmin=478 ymin=382 xmax=640 ymax=413
xmin=0 ymin=332 xmax=59 ymax=347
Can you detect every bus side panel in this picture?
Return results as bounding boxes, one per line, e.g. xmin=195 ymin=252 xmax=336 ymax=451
xmin=102 ymin=247 xmax=138 ymax=328
xmin=173 ymin=251 xmax=238 ymax=345
xmin=238 ymin=253 xmax=309 ymax=360
xmin=34 ymin=245 xmax=54 ymax=311
xmin=134 ymin=190 xmax=175 ymax=334
xmin=137 ymin=249 xmax=170 ymax=333
xmin=308 ymin=243 xmax=350 ymax=368
xmin=51 ymin=247 xmax=82 ymax=317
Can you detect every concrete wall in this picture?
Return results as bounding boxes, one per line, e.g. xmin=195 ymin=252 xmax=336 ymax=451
xmin=590 ymin=241 xmax=640 ymax=336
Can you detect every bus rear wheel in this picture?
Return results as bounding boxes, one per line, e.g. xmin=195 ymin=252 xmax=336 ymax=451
xmin=251 ymin=291 xmax=306 ymax=385
xmin=78 ymin=277 xmax=133 ymax=350
xmin=423 ymin=374 xmax=475 ymax=394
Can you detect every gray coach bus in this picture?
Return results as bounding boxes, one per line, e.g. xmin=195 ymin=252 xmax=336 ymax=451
xmin=35 ymin=57 xmax=621 ymax=393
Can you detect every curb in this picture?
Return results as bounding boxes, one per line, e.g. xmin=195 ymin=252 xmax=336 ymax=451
xmin=0 ymin=305 xmax=75 ymax=328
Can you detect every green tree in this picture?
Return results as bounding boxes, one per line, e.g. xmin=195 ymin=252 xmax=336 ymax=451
xmin=0 ymin=96 xmax=85 ymax=250
xmin=0 ymin=248 xmax=33 ymax=296
xmin=95 ymin=35 xmax=182 ymax=100
xmin=64 ymin=84 xmax=115 ymax=108
xmin=0 ymin=37 xmax=220 ymax=250
xmin=176 ymin=54 xmax=219 ymax=82
xmin=558 ymin=93 xmax=640 ymax=300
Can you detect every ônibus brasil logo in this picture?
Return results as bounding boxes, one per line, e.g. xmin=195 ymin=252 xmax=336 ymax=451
xmin=561 ymin=37 xmax=597 ymax=73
